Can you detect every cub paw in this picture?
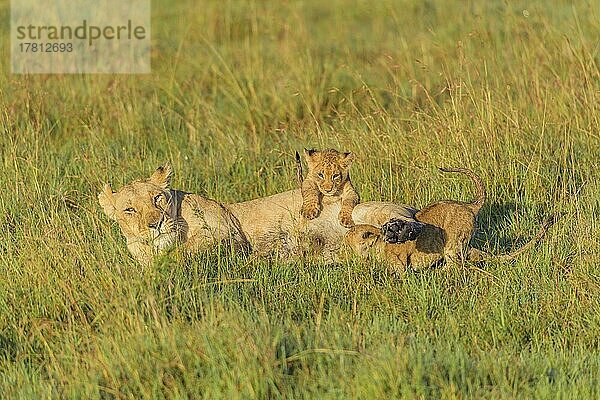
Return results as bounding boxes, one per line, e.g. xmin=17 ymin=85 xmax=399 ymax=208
xmin=339 ymin=213 xmax=355 ymax=228
xmin=301 ymin=204 xmax=320 ymax=220
xmin=381 ymin=219 xmax=425 ymax=243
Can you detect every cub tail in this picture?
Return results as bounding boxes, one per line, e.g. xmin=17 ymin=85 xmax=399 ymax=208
xmin=438 ymin=167 xmax=486 ymax=213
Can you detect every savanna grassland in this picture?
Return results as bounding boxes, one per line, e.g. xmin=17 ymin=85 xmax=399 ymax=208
xmin=1 ymin=0 xmax=599 ymax=398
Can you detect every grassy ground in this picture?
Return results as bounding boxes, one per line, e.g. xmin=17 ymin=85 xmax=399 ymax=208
xmin=1 ymin=0 xmax=599 ymax=398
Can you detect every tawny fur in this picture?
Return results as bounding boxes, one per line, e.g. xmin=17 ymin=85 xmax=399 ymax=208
xmin=344 ymin=167 xmax=550 ymax=275
xmin=98 ymin=164 xmax=249 ymax=265
xmin=300 ymin=148 xmax=359 ymax=228
xmin=413 ymin=167 xmax=486 ymax=264
xmin=99 ymin=164 xmax=419 ymax=265
xmin=345 ymin=220 xmax=549 ymax=276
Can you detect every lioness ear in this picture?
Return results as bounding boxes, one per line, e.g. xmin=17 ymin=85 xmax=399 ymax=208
xmin=150 ymin=163 xmax=173 ymax=188
xmin=98 ymin=184 xmax=117 ymax=220
xmin=340 ymin=152 xmax=354 ymax=169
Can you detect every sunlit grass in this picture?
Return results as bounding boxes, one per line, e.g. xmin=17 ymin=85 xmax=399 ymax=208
xmin=0 ymin=0 xmax=599 ymax=398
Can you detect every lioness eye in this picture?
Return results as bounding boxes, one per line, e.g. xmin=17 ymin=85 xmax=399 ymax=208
xmin=154 ymin=194 xmax=163 ymax=204
xmin=317 ymin=173 xmax=324 ymax=179
xmin=124 ymin=207 xmax=136 ymax=214
xmin=333 ymin=174 xmax=341 ymax=180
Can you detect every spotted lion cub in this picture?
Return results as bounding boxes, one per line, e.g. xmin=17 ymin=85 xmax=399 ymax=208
xmin=300 ymin=148 xmax=359 ymax=228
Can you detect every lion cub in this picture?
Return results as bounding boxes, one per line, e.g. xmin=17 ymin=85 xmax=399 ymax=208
xmin=299 ymin=148 xmax=359 ymax=228
xmin=409 ymin=167 xmax=486 ymax=265
xmin=345 ymin=166 xmax=484 ymax=269
xmin=345 ymin=167 xmax=550 ymax=274
xmin=345 ymin=219 xmax=548 ymax=276
xmin=345 ymin=222 xmax=439 ymax=274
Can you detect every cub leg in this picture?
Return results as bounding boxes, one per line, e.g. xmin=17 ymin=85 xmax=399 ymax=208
xmin=387 ymin=254 xmax=408 ymax=279
xmin=443 ymin=243 xmax=470 ymax=268
xmin=338 ymin=182 xmax=359 ymax=227
xmin=301 ymin=179 xmax=322 ymax=219
xmin=443 ymin=230 xmax=472 ymax=268
xmin=466 ymin=247 xmax=489 ymax=262
xmin=410 ymin=252 xmax=444 ymax=271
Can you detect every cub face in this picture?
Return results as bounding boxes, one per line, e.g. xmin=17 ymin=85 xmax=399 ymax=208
xmin=304 ymin=148 xmax=354 ymax=196
xmin=98 ymin=164 xmax=179 ymax=250
xmin=344 ymin=224 xmax=381 ymax=258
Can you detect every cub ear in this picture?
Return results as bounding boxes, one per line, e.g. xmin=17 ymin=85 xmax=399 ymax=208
xmin=303 ymin=148 xmax=317 ymax=169
xmin=362 ymin=229 xmax=379 ymax=247
xmin=150 ymin=163 xmax=173 ymax=188
xmin=98 ymin=184 xmax=117 ymax=220
xmin=303 ymin=148 xmax=316 ymax=157
xmin=340 ymin=152 xmax=355 ymax=168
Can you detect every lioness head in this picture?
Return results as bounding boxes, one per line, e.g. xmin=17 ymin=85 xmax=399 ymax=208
xmin=304 ymin=148 xmax=354 ymax=196
xmin=98 ymin=164 xmax=180 ymax=251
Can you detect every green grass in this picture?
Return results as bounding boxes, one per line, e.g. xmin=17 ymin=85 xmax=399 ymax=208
xmin=1 ymin=0 xmax=599 ymax=398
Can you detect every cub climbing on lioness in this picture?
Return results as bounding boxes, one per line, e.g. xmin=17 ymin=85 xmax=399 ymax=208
xmin=298 ymin=148 xmax=359 ymax=228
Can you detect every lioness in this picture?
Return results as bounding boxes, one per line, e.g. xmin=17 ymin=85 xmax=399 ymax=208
xmin=99 ymin=164 xmax=421 ymax=264
xmin=98 ymin=164 xmax=250 ymax=264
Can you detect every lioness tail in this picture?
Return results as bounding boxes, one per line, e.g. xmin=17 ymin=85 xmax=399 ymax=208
xmin=469 ymin=216 xmax=554 ymax=262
